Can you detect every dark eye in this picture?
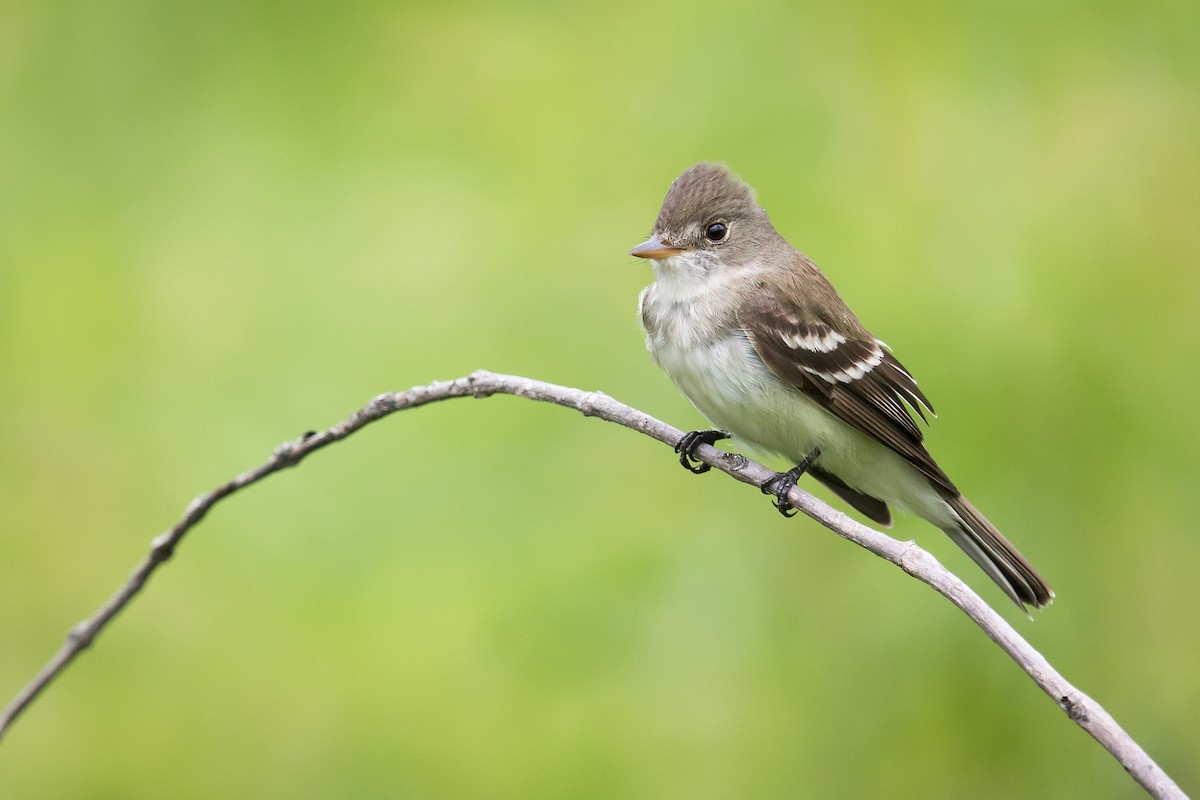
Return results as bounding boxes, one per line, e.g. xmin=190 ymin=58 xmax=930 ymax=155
xmin=705 ymin=221 xmax=728 ymax=242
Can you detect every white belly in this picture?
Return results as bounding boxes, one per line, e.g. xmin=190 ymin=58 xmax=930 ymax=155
xmin=647 ymin=327 xmax=956 ymax=528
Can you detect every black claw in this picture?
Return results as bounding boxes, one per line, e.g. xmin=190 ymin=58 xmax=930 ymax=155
xmin=760 ymin=447 xmax=823 ymax=517
xmin=774 ymin=498 xmax=799 ymax=518
xmin=674 ymin=429 xmax=730 ymax=474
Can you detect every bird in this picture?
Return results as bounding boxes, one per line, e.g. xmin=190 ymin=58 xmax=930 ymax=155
xmin=630 ymin=162 xmax=1053 ymax=612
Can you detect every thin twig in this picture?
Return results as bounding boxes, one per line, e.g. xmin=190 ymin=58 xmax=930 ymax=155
xmin=0 ymin=371 xmax=1186 ymax=799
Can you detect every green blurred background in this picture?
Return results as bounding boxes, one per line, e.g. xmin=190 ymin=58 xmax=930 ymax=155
xmin=2 ymin=0 xmax=1197 ymax=796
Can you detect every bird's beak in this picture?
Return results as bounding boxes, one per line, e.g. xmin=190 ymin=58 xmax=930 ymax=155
xmin=629 ymin=235 xmax=684 ymax=260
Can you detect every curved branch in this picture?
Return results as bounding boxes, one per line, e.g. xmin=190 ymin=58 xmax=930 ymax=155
xmin=0 ymin=371 xmax=1186 ymax=799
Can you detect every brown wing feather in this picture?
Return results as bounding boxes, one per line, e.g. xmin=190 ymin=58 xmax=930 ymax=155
xmin=738 ymin=292 xmax=957 ymax=496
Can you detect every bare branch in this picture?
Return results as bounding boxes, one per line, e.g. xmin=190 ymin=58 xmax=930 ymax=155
xmin=0 ymin=371 xmax=1186 ymax=799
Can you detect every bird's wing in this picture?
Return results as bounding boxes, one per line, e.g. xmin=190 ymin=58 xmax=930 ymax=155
xmin=737 ymin=291 xmax=957 ymax=495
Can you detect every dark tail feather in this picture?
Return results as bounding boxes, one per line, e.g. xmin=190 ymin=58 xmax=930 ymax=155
xmin=942 ymin=495 xmax=1054 ymax=613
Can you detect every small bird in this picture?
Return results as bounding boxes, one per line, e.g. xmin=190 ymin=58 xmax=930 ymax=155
xmin=630 ymin=163 xmax=1052 ymax=612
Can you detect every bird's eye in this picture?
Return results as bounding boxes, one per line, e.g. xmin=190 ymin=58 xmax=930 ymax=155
xmin=705 ymin=221 xmax=728 ymax=242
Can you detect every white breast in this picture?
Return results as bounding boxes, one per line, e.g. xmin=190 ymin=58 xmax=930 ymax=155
xmin=639 ymin=260 xmax=834 ymax=462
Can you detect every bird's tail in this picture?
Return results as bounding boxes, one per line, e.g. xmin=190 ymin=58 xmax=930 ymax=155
xmin=942 ymin=495 xmax=1054 ymax=614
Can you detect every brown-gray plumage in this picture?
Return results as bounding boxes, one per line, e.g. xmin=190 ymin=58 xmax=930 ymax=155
xmin=632 ymin=163 xmax=1053 ymax=611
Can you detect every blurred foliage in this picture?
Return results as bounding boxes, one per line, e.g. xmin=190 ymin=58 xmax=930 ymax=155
xmin=1 ymin=0 xmax=1198 ymax=797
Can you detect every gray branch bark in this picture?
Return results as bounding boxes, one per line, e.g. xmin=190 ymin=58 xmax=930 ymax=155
xmin=0 ymin=370 xmax=1187 ymax=799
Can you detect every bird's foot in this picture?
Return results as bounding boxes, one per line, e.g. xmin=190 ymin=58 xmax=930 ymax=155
xmin=760 ymin=447 xmax=823 ymax=517
xmin=674 ymin=429 xmax=731 ymax=474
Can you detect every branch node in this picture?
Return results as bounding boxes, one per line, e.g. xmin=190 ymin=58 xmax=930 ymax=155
xmin=66 ymin=623 xmax=95 ymax=649
xmin=150 ymin=532 xmax=177 ymax=561
xmin=578 ymin=390 xmax=611 ymax=417
xmin=1060 ymin=693 xmax=1091 ymax=723
xmin=897 ymin=539 xmax=926 ymax=573
xmin=272 ymin=440 xmax=306 ymax=468
xmin=367 ymin=393 xmax=400 ymax=414
xmin=466 ymin=370 xmax=499 ymax=398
